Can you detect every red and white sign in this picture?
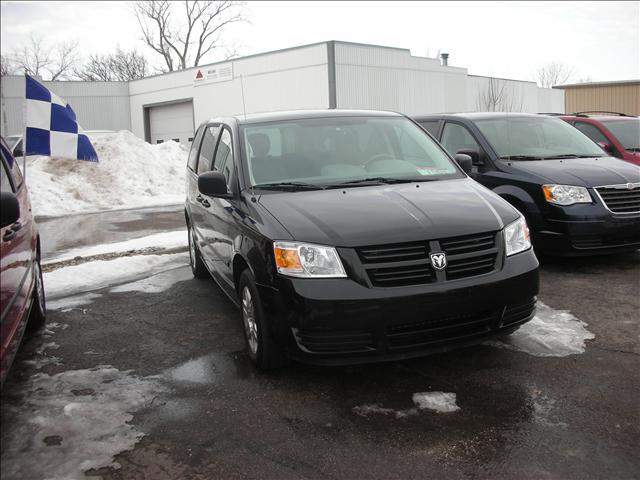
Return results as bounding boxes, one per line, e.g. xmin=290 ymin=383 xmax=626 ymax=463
xmin=193 ymin=63 xmax=233 ymax=85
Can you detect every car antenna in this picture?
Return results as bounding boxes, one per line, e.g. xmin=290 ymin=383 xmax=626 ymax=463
xmin=239 ymin=74 xmax=247 ymax=121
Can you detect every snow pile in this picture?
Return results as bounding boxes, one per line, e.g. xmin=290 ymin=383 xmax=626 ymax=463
xmin=47 ymin=230 xmax=188 ymax=264
xmin=487 ymin=301 xmax=595 ymax=356
xmin=25 ymin=130 xmax=188 ymax=217
xmin=44 ymin=252 xmax=189 ymax=299
xmin=0 ymin=366 xmax=167 ymax=480
xmin=353 ymin=391 xmax=460 ymax=418
xmin=412 ymin=392 xmax=460 ymax=413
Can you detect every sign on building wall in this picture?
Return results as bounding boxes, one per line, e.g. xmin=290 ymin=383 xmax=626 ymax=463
xmin=194 ymin=63 xmax=233 ymax=86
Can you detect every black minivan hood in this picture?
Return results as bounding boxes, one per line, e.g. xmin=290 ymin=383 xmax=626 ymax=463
xmin=258 ymin=179 xmax=520 ymax=247
xmin=506 ymin=156 xmax=640 ymax=187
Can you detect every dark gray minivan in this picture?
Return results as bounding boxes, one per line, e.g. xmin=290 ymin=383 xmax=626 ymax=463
xmin=185 ymin=110 xmax=539 ymax=369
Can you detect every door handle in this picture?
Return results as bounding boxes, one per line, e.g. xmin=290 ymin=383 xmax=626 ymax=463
xmin=201 ymin=199 xmax=210 ymax=208
xmin=196 ymin=195 xmax=203 ymax=203
xmin=2 ymin=229 xmax=17 ymax=242
xmin=10 ymin=221 xmax=22 ymax=232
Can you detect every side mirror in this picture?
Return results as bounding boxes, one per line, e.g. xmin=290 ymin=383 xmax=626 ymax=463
xmin=456 ymin=149 xmax=484 ymax=166
xmin=198 ymin=171 xmax=230 ymax=197
xmin=1 ymin=192 xmax=20 ymax=228
xmin=454 ymin=153 xmax=473 ymax=174
xmin=597 ymin=141 xmax=612 ymax=153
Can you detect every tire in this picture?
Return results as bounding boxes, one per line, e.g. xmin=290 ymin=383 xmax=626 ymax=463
xmin=238 ymin=269 xmax=288 ymax=370
xmin=26 ymin=259 xmax=46 ymax=333
xmin=188 ymin=226 xmax=209 ymax=279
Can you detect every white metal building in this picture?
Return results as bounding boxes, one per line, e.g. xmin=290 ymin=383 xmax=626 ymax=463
xmin=1 ymin=41 xmax=564 ymax=143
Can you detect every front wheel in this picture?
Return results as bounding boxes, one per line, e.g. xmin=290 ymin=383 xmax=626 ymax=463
xmin=27 ymin=259 xmax=46 ymax=332
xmin=238 ymin=270 xmax=288 ymax=370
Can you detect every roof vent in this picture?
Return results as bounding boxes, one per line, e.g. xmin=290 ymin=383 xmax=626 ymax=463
xmin=440 ymin=53 xmax=449 ymax=67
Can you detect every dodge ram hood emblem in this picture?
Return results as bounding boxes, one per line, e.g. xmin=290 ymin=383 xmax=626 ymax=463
xmin=430 ymin=252 xmax=447 ymax=270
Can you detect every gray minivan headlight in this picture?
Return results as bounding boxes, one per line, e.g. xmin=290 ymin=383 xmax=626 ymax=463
xmin=504 ymin=216 xmax=531 ymax=257
xmin=273 ymin=241 xmax=347 ymax=278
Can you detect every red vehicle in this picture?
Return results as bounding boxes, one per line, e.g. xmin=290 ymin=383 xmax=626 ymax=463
xmin=559 ymin=112 xmax=640 ymax=166
xmin=0 ymin=136 xmax=45 ymax=385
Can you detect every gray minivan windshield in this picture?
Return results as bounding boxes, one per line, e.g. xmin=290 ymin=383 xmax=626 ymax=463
xmin=240 ymin=116 xmax=462 ymax=189
xmin=475 ymin=115 xmax=605 ymax=159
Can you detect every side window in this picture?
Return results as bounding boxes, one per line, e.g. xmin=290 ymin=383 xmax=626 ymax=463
xmin=419 ymin=121 xmax=440 ymax=137
xmin=213 ymin=128 xmax=234 ymax=188
xmin=1 ymin=158 xmax=13 ymax=193
xmin=187 ymin=126 xmax=205 ymax=172
xmin=574 ymin=122 xmax=609 ymax=145
xmin=196 ymin=125 xmax=220 ymax=175
xmin=10 ymin=156 xmax=23 ymax=190
xmin=441 ymin=122 xmax=481 ymax=155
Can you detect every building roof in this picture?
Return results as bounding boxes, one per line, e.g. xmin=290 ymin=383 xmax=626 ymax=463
xmin=553 ymin=80 xmax=640 ymax=89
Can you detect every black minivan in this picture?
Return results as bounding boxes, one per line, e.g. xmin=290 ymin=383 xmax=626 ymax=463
xmin=414 ymin=113 xmax=640 ymax=255
xmin=185 ymin=110 xmax=539 ymax=368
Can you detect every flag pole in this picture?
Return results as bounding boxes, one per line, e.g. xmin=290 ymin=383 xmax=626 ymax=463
xmin=22 ymin=70 xmax=27 ymax=182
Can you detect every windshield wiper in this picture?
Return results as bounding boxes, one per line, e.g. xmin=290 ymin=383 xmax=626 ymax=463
xmin=325 ymin=177 xmax=415 ymax=188
xmin=542 ymin=154 xmax=606 ymax=159
xmin=499 ymin=155 xmax=543 ymax=161
xmin=252 ymin=181 xmax=325 ymax=191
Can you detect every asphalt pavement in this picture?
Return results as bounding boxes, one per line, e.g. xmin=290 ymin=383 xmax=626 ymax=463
xmin=1 ymin=207 xmax=639 ymax=480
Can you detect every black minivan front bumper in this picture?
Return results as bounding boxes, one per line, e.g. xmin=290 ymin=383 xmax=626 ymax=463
xmin=258 ymin=249 xmax=539 ymax=365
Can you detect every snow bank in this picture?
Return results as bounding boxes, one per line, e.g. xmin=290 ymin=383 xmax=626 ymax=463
xmin=486 ymin=301 xmax=595 ymax=357
xmin=44 ymin=252 xmax=188 ymax=299
xmin=47 ymin=229 xmax=188 ymax=264
xmin=0 ymin=366 xmax=167 ymax=480
xmin=25 ymin=130 xmax=188 ymax=217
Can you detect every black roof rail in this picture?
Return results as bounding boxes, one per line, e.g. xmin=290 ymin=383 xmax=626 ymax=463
xmin=573 ymin=111 xmax=629 ymax=117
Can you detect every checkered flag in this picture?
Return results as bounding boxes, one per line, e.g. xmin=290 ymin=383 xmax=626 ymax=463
xmin=25 ymin=75 xmax=98 ymax=162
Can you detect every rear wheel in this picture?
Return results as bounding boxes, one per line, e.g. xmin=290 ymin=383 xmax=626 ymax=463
xmin=238 ymin=270 xmax=287 ymax=370
xmin=188 ymin=226 xmax=209 ymax=279
xmin=27 ymin=259 xmax=46 ymax=332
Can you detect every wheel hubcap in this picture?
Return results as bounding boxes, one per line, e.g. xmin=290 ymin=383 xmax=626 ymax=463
xmin=242 ymin=287 xmax=258 ymax=355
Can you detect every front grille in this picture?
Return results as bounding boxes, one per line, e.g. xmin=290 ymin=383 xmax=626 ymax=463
xmin=293 ymin=329 xmax=375 ymax=353
xmin=596 ymin=184 xmax=640 ymax=214
xmin=356 ymin=231 xmax=499 ymax=287
xmin=386 ymin=310 xmax=496 ymax=350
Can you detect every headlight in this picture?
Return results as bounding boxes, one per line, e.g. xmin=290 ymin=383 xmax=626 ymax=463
xmin=542 ymin=184 xmax=592 ymax=206
xmin=273 ymin=241 xmax=347 ymax=278
xmin=504 ymin=216 xmax=531 ymax=256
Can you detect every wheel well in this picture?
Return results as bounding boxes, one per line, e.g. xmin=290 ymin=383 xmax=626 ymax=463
xmin=500 ymin=194 xmax=528 ymax=218
xmin=233 ymin=255 xmax=250 ymax=293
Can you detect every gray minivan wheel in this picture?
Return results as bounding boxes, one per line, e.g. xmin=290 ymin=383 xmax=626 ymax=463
xmin=238 ymin=270 xmax=288 ymax=370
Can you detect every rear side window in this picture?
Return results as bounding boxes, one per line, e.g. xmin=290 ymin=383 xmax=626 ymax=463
xmin=574 ymin=122 xmax=609 ymax=145
xmin=441 ymin=122 xmax=481 ymax=155
xmin=420 ymin=121 xmax=440 ymax=137
xmin=187 ymin=126 xmax=205 ymax=171
xmin=213 ymin=129 xmax=235 ymax=188
xmin=1 ymin=158 xmax=12 ymax=193
xmin=197 ymin=125 xmax=220 ymax=175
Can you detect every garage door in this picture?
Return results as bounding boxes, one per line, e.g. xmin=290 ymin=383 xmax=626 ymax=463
xmin=149 ymin=101 xmax=194 ymax=145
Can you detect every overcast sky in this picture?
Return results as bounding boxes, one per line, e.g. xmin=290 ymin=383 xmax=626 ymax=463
xmin=1 ymin=1 xmax=638 ymax=83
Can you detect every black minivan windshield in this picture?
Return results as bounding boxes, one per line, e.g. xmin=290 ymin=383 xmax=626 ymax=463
xmin=241 ymin=116 xmax=462 ymax=189
xmin=475 ymin=115 xmax=605 ymax=160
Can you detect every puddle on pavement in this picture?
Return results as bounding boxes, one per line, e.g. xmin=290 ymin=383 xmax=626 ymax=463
xmin=162 ymin=351 xmax=256 ymax=385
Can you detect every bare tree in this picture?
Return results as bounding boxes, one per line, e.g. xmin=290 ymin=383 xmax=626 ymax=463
xmin=536 ymin=62 xmax=574 ymax=88
xmin=76 ymin=48 xmax=149 ymax=81
xmin=134 ymin=0 xmax=246 ymax=72
xmin=11 ymin=35 xmax=79 ymax=80
xmin=1 ymin=55 xmax=17 ymax=76
xmin=475 ymin=77 xmax=524 ymax=112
